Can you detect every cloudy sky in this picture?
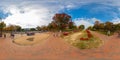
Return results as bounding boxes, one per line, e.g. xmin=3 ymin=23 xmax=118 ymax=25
xmin=0 ymin=0 xmax=120 ymax=28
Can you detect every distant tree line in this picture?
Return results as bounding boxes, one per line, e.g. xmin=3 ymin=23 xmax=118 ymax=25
xmin=0 ymin=22 xmax=22 ymax=37
xmin=87 ymin=21 xmax=120 ymax=35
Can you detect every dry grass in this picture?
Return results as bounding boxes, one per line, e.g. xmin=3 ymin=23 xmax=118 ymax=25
xmin=13 ymin=33 xmax=50 ymax=46
xmin=63 ymin=31 xmax=103 ymax=49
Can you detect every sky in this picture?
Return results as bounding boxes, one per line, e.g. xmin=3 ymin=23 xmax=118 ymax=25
xmin=0 ymin=0 xmax=120 ymax=28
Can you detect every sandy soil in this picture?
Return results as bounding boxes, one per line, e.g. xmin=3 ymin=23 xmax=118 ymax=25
xmin=13 ymin=33 xmax=50 ymax=46
xmin=70 ymin=32 xmax=82 ymax=41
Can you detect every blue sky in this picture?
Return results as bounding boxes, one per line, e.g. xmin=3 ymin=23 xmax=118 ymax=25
xmin=0 ymin=0 xmax=120 ymax=28
xmin=0 ymin=9 xmax=10 ymax=19
xmin=64 ymin=3 xmax=120 ymax=21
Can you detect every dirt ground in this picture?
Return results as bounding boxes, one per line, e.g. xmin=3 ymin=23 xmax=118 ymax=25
xmin=0 ymin=32 xmax=120 ymax=60
xmin=13 ymin=33 xmax=50 ymax=46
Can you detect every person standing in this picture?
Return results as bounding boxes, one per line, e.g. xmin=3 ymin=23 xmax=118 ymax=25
xmin=118 ymin=31 xmax=120 ymax=37
xmin=59 ymin=30 xmax=62 ymax=37
xmin=107 ymin=30 xmax=110 ymax=36
xmin=4 ymin=34 xmax=6 ymax=38
xmin=11 ymin=33 xmax=15 ymax=39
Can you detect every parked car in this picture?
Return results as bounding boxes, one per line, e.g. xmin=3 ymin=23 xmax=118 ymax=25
xmin=27 ymin=32 xmax=35 ymax=36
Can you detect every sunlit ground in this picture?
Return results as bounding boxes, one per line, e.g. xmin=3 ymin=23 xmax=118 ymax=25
xmin=13 ymin=32 xmax=50 ymax=46
xmin=63 ymin=31 xmax=103 ymax=49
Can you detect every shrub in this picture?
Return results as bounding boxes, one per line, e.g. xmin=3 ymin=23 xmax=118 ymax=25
xmin=87 ymin=33 xmax=93 ymax=38
xmin=80 ymin=30 xmax=93 ymax=41
xmin=86 ymin=30 xmax=93 ymax=38
xmin=80 ymin=38 xmax=89 ymax=40
xmin=63 ymin=32 xmax=69 ymax=36
xmin=86 ymin=30 xmax=90 ymax=34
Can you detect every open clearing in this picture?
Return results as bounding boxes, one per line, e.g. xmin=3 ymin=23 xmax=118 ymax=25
xmin=13 ymin=33 xmax=50 ymax=46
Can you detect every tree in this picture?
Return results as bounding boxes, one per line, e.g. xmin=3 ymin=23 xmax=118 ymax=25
xmin=78 ymin=25 xmax=85 ymax=30
xmin=47 ymin=23 xmax=54 ymax=31
xmin=52 ymin=13 xmax=72 ymax=31
xmin=15 ymin=25 xmax=22 ymax=31
xmin=7 ymin=25 xmax=15 ymax=31
xmin=87 ymin=26 xmax=93 ymax=30
xmin=30 ymin=28 xmax=36 ymax=31
xmin=0 ymin=22 xmax=6 ymax=37
xmin=104 ymin=21 xmax=113 ymax=32
xmin=68 ymin=21 xmax=77 ymax=30
xmin=114 ymin=23 xmax=120 ymax=32
xmin=41 ymin=26 xmax=48 ymax=31
xmin=5 ymin=25 xmax=22 ymax=32
xmin=36 ymin=26 xmax=41 ymax=31
xmin=93 ymin=20 xmax=100 ymax=30
xmin=99 ymin=23 xmax=105 ymax=31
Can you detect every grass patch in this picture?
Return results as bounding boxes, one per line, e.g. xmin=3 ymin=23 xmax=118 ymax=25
xmin=74 ymin=37 xmax=103 ymax=49
xmin=63 ymin=31 xmax=103 ymax=49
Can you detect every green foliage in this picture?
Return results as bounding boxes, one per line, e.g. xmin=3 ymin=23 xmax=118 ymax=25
xmin=74 ymin=36 xmax=103 ymax=49
xmin=104 ymin=21 xmax=114 ymax=31
xmin=78 ymin=25 xmax=85 ymax=30
xmin=87 ymin=26 xmax=93 ymax=30
xmin=0 ymin=22 xmax=6 ymax=36
xmin=52 ymin=13 xmax=73 ymax=31
xmin=41 ymin=26 xmax=48 ymax=31
xmin=21 ymin=29 xmax=25 ymax=32
xmin=15 ymin=25 xmax=22 ymax=31
xmin=76 ymin=42 xmax=87 ymax=49
xmin=30 ymin=28 xmax=36 ymax=31
xmin=92 ymin=21 xmax=120 ymax=36
xmin=5 ymin=25 xmax=22 ymax=31
xmin=114 ymin=23 xmax=120 ymax=32
xmin=36 ymin=26 xmax=41 ymax=31
xmin=0 ymin=22 xmax=6 ymax=29
xmin=93 ymin=20 xmax=100 ymax=30
xmin=68 ymin=22 xmax=77 ymax=30
xmin=39 ymin=13 xmax=78 ymax=32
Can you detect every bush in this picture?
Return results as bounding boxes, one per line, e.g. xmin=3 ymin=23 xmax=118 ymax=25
xmin=80 ymin=30 xmax=93 ymax=41
xmin=87 ymin=33 xmax=93 ymax=38
xmin=80 ymin=38 xmax=89 ymax=40
xmin=86 ymin=30 xmax=93 ymax=38
xmin=63 ymin=32 xmax=69 ymax=36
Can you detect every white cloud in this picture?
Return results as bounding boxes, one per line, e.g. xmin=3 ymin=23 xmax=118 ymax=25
xmin=74 ymin=18 xmax=101 ymax=28
xmin=74 ymin=19 xmax=93 ymax=28
xmin=3 ymin=5 xmax=53 ymax=28
xmin=111 ymin=18 xmax=120 ymax=24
